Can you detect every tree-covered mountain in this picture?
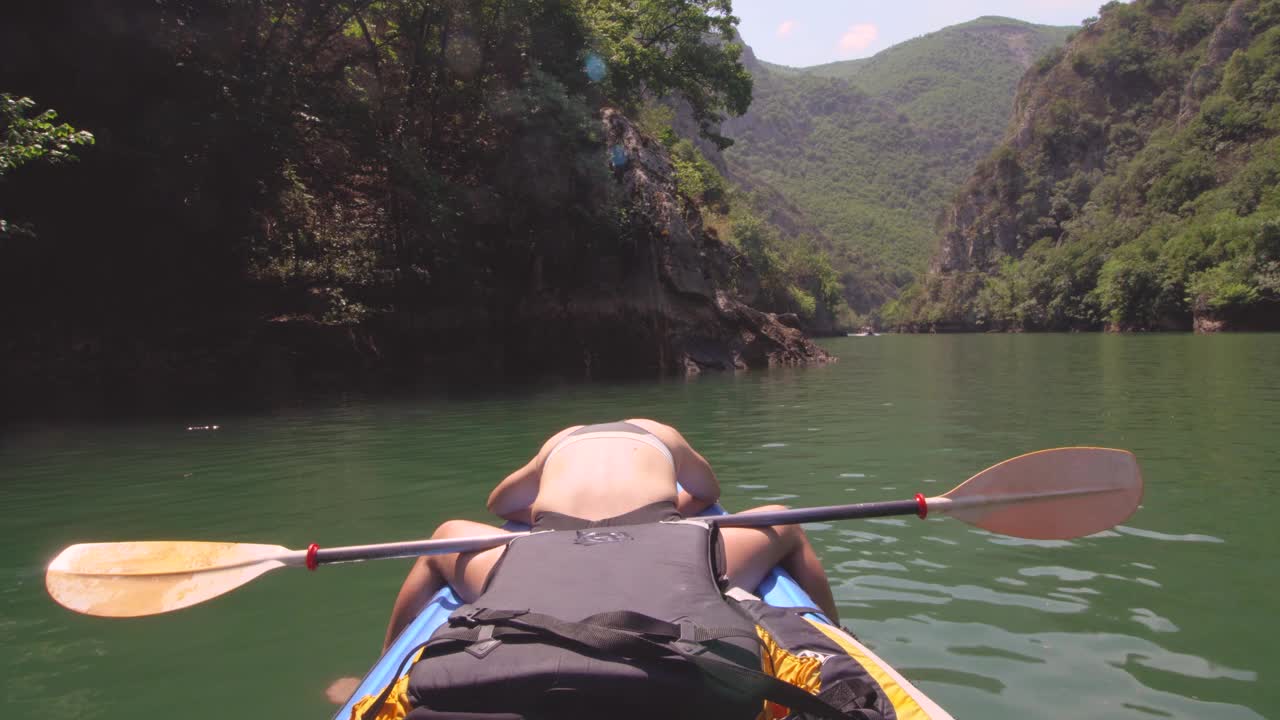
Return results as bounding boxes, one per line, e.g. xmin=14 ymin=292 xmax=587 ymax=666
xmin=888 ymin=0 xmax=1280 ymax=332
xmin=720 ymin=17 xmax=1073 ymax=312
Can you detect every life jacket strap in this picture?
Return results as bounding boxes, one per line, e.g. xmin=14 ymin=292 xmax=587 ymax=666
xmin=680 ymin=639 xmax=878 ymax=720
xmin=454 ymin=606 xmax=757 ymax=642
xmin=784 ymin=678 xmax=886 ymax=720
xmin=433 ymin=606 xmax=758 ymax=663
xmin=438 ymin=605 xmax=865 ymax=720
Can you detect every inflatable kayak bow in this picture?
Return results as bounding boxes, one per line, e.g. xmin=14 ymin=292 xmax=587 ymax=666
xmin=335 ymin=507 xmax=957 ymax=720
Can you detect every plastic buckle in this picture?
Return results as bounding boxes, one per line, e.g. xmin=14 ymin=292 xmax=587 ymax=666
xmin=465 ymin=624 xmax=502 ymax=659
xmin=453 ymin=606 xmax=485 ymax=626
xmin=673 ymin=621 xmax=707 ymax=656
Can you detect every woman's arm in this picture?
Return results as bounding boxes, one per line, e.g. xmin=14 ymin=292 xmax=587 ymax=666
xmin=674 ymin=446 xmax=719 ymax=515
xmin=486 ymin=460 xmax=539 ymax=524
xmin=629 ymin=419 xmax=720 ymax=513
xmin=486 ymin=426 xmax=580 ymax=523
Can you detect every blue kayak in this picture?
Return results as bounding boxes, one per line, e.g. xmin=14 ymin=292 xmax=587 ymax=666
xmin=333 ymin=506 xmax=954 ymax=720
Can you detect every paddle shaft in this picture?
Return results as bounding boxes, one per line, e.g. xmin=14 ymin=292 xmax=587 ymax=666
xmin=709 ymin=486 xmax=1128 ymax=530
xmin=304 ymin=497 xmax=929 ymax=567
xmin=710 ymin=499 xmax=924 ymax=528
xmin=307 ymin=532 xmax=531 ymax=566
xmin=295 ymin=483 xmax=1136 ymax=567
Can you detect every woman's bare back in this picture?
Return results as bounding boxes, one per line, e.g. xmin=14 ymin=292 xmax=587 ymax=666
xmin=533 ymin=430 xmax=677 ymax=520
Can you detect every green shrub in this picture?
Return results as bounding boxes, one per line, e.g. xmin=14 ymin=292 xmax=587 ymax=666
xmin=669 ymin=139 xmax=727 ymax=207
xmin=1198 ymin=94 xmax=1265 ymax=143
xmin=1249 ymin=0 xmax=1280 ymax=32
xmin=1096 ymin=240 xmax=1165 ymax=327
xmin=1189 ymin=262 xmax=1259 ymax=311
xmin=1172 ymin=2 xmax=1227 ymax=47
xmin=0 ymin=94 xmax=94 ymax=237
xmin=0 ymin=94 xmax=94 ymax=174
xmin=787 ymin=285 xmax=817 ymax=319
xmin=1035 ymin=46 xmax=1065 ymax=75
xmin=1148 ymin=152 xmax=1216 ymax=213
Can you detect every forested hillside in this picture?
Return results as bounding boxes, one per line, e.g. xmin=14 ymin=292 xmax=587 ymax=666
xmin=0 ymin=0 xmax=835 ymax=418
xmin=890 ymin=0 xmax=1280 ymax=332
xmin=721 ymin=17 xmax=1073 ymax=312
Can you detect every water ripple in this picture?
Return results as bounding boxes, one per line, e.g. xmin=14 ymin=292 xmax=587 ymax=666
xmin=1130 ymin=608 xmax=1180 ymax=634
xmin=1018 ymin=566 xmax=1098 ymax=582
xmin=848 ymin=576 xmax=1089 ymax=614
xmin=1115 ymin=526 xmax=1227 ymax=544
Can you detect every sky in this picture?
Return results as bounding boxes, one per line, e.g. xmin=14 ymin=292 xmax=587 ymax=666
xmin=730 ymin=0 xmax=1112 ymax=67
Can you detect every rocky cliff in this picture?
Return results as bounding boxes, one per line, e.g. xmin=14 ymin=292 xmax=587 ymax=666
xmin=899 ymin=0 xmax=1280 ymax=332
xmin=506 ymin=108 xmax=832 ymax=376
xmin=4 ymin=109 xmax=831 ymax=418
xmin=276 ymin=110 xmax=834 ymax=378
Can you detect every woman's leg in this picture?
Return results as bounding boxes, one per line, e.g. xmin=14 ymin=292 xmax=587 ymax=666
xmin=327 ymin=520 xmax=511 ymax=705
xmin=719 ymin=505 xmax=840 ymax=622
xmin=382 ymin=519 xmax=511 ymax=651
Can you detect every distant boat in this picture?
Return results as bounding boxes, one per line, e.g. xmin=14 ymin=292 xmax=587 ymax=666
xmin=847 ymin=331 xmax=879 ymax=337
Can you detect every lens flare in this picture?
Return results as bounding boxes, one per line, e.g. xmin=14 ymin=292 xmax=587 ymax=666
xmin=610 ymin=145 xmax=628 ymax=169
xmin=584 ymin=53 xmax=607 ymax=82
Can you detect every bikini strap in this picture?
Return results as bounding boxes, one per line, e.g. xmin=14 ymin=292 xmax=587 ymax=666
xmin=545 ymin=422 xmax=675 ymax=467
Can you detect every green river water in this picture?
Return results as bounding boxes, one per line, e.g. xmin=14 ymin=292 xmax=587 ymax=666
xmin=3 ymin=334 xmax=1277 ymax=719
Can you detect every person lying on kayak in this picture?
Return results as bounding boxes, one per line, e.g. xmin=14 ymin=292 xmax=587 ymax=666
xmin=380 ymin=418 xmax=839 ymax=652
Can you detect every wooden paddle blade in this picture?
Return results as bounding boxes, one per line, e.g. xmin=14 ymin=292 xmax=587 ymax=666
xmin=939 ymin=447 xmax=1143 ymax=540
xmin=46 ymin=541 xmax=290 ymax=617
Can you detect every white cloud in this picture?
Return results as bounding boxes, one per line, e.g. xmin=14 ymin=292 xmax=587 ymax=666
xmin=776 ymin=19 xmax=797 ymax=38
xmin=836 ymin=23 xmax=879 ymax=56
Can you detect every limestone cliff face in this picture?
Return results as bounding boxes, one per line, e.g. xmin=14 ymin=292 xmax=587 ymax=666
xmin=931 ymin=27 xmax=1118 ymax=275
xmin=260 ymin=109 xmax=831 ymax=386
xmin=508 ymin=109 xmax=831 ymax=376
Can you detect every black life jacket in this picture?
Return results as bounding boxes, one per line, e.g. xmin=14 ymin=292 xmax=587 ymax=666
xmin=389 ymin=520 xmax=863 ymax=720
